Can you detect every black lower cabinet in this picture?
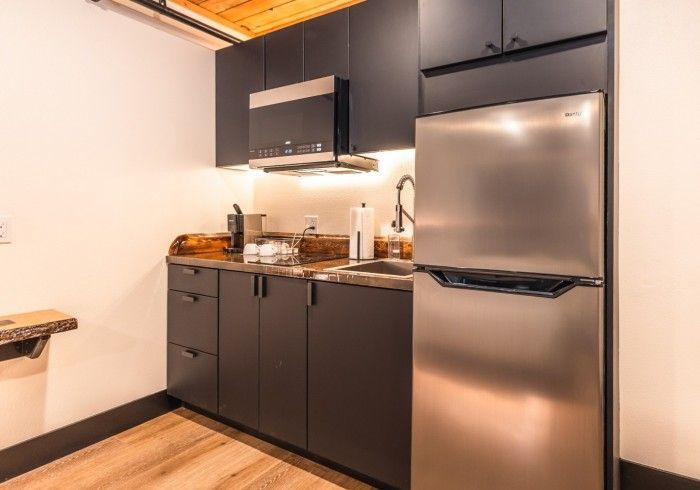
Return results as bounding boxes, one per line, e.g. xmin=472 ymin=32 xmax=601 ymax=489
xmin=259 ymin=276 xmax=308 ymax=449
xmin=167 ymin=343 xmax=218 ymax=414
xmin=170 ymin=264 xmax=414 ymax=486
xmin=308 ymin=282 xmax=413 ymax=489
xmin=219 ymin=271 xmax=260 ymax=429
xmin=167 ymin=290 xmax=218 ymax=355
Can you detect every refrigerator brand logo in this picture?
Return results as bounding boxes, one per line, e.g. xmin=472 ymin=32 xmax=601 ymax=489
xmin=565 ymin=111 xmax=583 ymax=117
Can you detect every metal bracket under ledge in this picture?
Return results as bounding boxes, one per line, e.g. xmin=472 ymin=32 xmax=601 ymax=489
xmin=0 ymin=310 xmax=77 ymax=362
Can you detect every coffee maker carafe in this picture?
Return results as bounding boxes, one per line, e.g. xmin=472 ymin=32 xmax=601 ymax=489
xmin=226 ymin=204 xmax=263 ymax=253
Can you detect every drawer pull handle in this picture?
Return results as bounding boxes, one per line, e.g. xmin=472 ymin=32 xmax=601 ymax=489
xmin=181 ymin=350 xmax=197 ymax=359
xmin=307 ymin=282 xmax=314 ymax=306
xmin=182 ymin=268 xmax=197 ymax=276
xmin=181 ymin=295 xmax=197 ymax=303
xmin=251 ymin=275 xmax=257 ymax=297
xmin=258 ymin=276 xmax=265 ymax=298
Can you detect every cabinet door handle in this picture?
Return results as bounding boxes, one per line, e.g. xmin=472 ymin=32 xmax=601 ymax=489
xmin=182 ymin=268 xmax=197 ymax=276
xmin=181 ymin=295 xmax=196 ymax=303
xmin=307 ymin=282 xmax=314 ymax=307
xmin=251 ymin=275 xmax=258 ymax=297
xmin=181 ymin=350 xmax=197 ymax=359
xmin=258 ymin=276 xmax=265 ymax=298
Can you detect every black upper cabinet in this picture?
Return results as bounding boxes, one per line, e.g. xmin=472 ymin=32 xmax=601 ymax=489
xmin=265 ymin=24 xmax=304 ymax=89
xmin=503 ymin=0 xmax=607 ymax=52
xmin=349 ymin=0 xmax=419 ymax=153
xmin=215 ymin=38 xmax=264 ymax=167
xmin=219 ymin=271 xmax=260 ymax=430
xmin=304 ymin=9 xmax=349 ymax=80
xmin=259 ymin=276 xmax=308 ymax=449
xmin=308 ymin=282 xmax=413 ymax=489
xmin=419 ymin=0 xmax=502 ymax=70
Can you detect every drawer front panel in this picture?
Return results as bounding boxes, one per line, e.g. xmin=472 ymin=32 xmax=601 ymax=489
xmin=167 ymin=343 xmax=218 ymax=413
xmin=168 ymin=265 xmax=219 ymax=297
xmin=168 ymin=290 xmax=218 ymax=354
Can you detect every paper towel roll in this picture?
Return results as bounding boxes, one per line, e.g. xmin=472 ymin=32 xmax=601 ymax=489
xmin=349 ymin=203 xmax=375 ymax=260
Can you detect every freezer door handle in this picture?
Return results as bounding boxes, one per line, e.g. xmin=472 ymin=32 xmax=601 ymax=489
xmin=426 ymin=269 xmax=577 ymax=298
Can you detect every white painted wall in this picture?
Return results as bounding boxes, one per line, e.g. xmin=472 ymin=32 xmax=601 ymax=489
xmin=0 ymin=0 xmax=247 ymax=450
xmin=252 ymin=150 xmax=415 ymax=237
xmin=3 ymin=0 xmax=700 ymax=480
xmin=619 ymin=0 xmax=700 ymax=479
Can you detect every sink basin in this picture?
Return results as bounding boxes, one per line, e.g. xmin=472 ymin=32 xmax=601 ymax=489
xmin=330 ymin=260 xmax=414 ymax=277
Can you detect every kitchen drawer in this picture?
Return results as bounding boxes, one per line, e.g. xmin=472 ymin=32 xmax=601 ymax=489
xmin=168 ymin=265 xmax=219 ymax=297
xmin=167 ymin=343 xmax=218 ymax=413
xmin=167 ymin=290 xmax=218 ymax=355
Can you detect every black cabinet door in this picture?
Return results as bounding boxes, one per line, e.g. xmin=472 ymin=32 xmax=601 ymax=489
xmin=219 ymin=271 xmax=260 ymax=429
xmin=420 ymin=41 xmax=607 ymax=114
xmin=349 ymin=0 xmax=419 ymax=153
xmin=216 ymin=38 xmax=264 ymax=167
xmin=259 ymin=276 xmax=308 ymax=449
xmin=503 ymin=0 xmax=607 ymax=52
xmin=308 ymin=283 xmax=413 ymax=489
xmin=419 ymin=0 xmax=502 ymax=70
xmin=304 ymin=8 xmax=349 ymax=80
xmin=265 ymin=24 xmax=304 ymax=89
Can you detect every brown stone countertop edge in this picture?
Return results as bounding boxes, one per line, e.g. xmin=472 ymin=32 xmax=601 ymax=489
xmin=166 ymin=254 xmax=413 ymax=292
xmin=0 ymin=310 xmax=78 ymax=345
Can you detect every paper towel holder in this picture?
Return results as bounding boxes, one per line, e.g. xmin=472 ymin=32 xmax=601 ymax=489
xmin=356 ymin=203 xmax=366 ymax=261
xmin=350 ymin=202 xmax=374 ymax=261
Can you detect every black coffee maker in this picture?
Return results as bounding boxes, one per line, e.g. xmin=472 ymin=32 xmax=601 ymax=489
xmin=226 ymin=204 xmax=264 ymax=253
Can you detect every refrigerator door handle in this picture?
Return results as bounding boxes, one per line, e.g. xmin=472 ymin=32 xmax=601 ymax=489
xmin=426 ymin=269 xmax=577 ymax=299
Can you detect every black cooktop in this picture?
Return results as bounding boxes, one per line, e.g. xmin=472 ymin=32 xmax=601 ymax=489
xmin=244 ymin=253 xmax=343 ymax=267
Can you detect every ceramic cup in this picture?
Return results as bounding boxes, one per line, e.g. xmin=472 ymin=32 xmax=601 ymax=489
xmin=243 ymin=243 xmax=259 ymax=255
xmin=258 ymin=243 xmax=277 ymax=257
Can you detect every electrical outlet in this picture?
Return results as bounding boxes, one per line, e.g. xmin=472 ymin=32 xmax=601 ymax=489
xmin=304 ymin=215 xmax=319 ymax=234
xmin=0 ymin=215 xmax=11 ymax=244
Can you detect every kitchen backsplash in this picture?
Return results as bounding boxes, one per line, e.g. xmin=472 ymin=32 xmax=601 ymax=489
xmin=252 ymin=149 xmax=415 ymax=237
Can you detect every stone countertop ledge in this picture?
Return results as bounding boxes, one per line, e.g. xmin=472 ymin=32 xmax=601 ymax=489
xmin=0 ymin=310 xmax=78 ymax=346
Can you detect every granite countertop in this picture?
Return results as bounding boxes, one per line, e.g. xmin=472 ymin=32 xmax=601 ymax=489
xmin=167 ymin=252 xmax=413 ymax=291
xmin=0 ymin=310 xmax=78 ymax=346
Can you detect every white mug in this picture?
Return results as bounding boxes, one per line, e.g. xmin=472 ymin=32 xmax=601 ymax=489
xmin=258 ymin=243 xmax=277 ymax=257
xmin=243 ymin=243 xmax=259 ymax=255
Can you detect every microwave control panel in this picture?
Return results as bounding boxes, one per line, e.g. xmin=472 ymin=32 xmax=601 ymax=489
xmin=250 ymin=141 xmax=330 ymax=159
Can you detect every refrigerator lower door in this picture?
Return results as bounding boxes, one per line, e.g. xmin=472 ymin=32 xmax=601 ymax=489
xmin=412 ymin=271 xmax=604 ymax=490
xmin=414 ymin=92 xmax=605 ymax=278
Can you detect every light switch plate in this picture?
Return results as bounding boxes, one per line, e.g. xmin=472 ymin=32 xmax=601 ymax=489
xmin=0 ymin=215 xmax=11 ymax=244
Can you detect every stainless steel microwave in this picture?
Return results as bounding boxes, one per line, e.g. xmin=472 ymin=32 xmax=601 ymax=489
xmin=248 ymin=76 xmax=377 ymax=175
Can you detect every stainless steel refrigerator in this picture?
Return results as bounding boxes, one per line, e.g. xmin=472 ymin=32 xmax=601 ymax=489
xmin=412 ymin=92 xmax=605 ymax=490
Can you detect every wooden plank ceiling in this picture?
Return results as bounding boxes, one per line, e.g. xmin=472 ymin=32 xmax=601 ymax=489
xmin=169 ymin=0 xmax=365 ymax=39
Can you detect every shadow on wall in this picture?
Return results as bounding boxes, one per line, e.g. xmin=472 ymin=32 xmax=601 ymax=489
xmin=0 ymin=343 xmax=50 ymax=448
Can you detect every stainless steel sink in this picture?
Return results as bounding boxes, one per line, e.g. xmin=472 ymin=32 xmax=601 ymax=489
xmin=329 ymin=260 xmax=414 ymax=278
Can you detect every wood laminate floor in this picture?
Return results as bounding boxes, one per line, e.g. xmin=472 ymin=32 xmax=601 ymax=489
xmin=2 ymin=408 xmax=372 ymax=490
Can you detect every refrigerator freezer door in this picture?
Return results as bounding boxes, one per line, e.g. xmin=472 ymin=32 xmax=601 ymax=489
xmin=412 ymin=271 xmax=604 ymax=490
xmin=414 ymin=92 xmax=605 ymax=278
